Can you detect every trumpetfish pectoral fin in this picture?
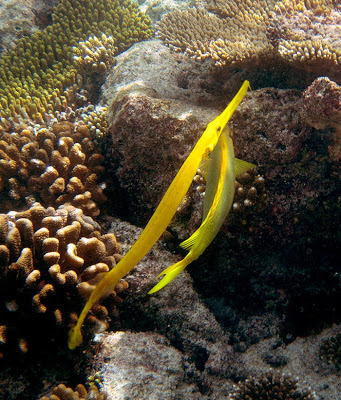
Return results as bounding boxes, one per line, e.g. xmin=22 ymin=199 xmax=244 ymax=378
xmin=235 ymin=158 xmax=256 ymax=176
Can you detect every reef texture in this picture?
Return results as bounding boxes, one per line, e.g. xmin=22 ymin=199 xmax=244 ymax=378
xmin=39 ymin=384 xmax=108 ymax=400
xmin=0 ymin=202 xmax=124 ymax=356
xmin=228 ymin=370 xmax=318 ymax=400
xmin=319 ymin=333 xmax=341 ymax=370
xmin=0 ymin=0 xmax=57 ymax=54
xmin=156 ymin=0 xmax=341 ymax=80
xmin=73 ymin=34 xmax=117 ymax=75
xmin=0 ymin=0 xmax=152 ymax=125
xmin=92 ymin=332 xmax=202 ymax=400
xmin=0 ymin=120 xmax=107 ymax=217
xmin=87 ymin=219 xmax=341 ymax=400
xmin=302 ymin=76 xmax=341 ymax=161
xmin=271 ymin=0 xmax=341 ymax=75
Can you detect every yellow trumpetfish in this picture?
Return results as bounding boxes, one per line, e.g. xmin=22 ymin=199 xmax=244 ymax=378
xmin=148 ymin=127 xmax=255 ymax=293
xmin=68 ymin=80 xmax=250 ymax=349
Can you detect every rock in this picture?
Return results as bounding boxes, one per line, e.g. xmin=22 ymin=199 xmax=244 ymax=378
xmin=92 ymin=331 xmax=203 ymax=400
xmin=96 ymin=218 xmax=238 ymax=399
xmin=0 ymin=0 xmax=58 ymax=54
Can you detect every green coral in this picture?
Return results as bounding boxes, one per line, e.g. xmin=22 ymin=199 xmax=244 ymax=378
xmin=0 ymin=0 xmax=153 ymax=125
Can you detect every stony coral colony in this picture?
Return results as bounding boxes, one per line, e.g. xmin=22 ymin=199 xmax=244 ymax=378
xmin=0 ymin=0 xmax=153 ymax=356
xmin=156 ymin=0 xmax=341 ymax=77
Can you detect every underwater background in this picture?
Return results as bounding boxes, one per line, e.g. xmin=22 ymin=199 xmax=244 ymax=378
xmin=0 ymin=0 xmax=340 ymax=399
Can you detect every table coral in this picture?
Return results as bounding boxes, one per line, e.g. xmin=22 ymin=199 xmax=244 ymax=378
xmin=0 ymin=202 xmax=125 ymax=356
xmin=156 ymin=0 xmax=341 ymax=78
xmin=0 ymin=0 xmax=153 ymax=124
xmin=0 ymin=120 xmax=107 ymax=217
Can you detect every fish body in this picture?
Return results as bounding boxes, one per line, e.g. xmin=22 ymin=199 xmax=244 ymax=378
xmin=68 ymin=80 xmax=250 ymax=349
xmin=148 ymin=128 xmax=255 ymax=293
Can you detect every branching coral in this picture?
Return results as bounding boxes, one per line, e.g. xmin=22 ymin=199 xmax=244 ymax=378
xmin=81 ymin=106 xmax=109 ymax=142
xmin=228 ymin=370 xmax=318 ymax=400
xmin=0 ymin=120 xmax=107 ymax=217
xmin=0 ymin=0 xmax=153 ymax=124
xmin=156 ymin=0 xmax=341 ymax=76
xmin=39 ymin=384 xmax=108 ymax=400
xmin=156 ymin=2 xmax=275 ymax=67
xmin=73 ymin=34 xmax=117 ymax=74
xmin=0 ymin=202 xmax=126 ymax=355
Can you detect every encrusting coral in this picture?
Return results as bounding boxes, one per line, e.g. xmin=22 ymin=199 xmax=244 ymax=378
xmin=156 ymin=0 xmax=341 ymax=77
xmin=39 ymin=384 xmax=108 ymax=400
xmin=0 ymin=120 xmax=107 ymax=217
xmin=228 ymin=370 xmax=318 ymax=400
xmin=0 ymin=202 xmax=126 ymax=356
xmin=0 ymin=0 xmax=153 ymax=125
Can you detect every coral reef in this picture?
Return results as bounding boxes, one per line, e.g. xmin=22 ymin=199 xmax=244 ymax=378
xmin=73 ymin=34 xmax=117 ymax=75
xmin=228 ymin=370 xmax=318 ymax=399
xmin=0 ymin=202 xmax=125 ymax=355
xmin=270 ymin=0 xmax=341 ymax=74
xmin=319 ymin=333 xmax=341 ymax=370
xmin=0 ymin=120 xmax=107 ymax=217
xmin=0 ymin=0 xmax=153 ymax=124
xmin=81 ymin=106 xmax=109 ymax=142
xmin=105 ymin=44 xmax=340 ymax=343
xmin=156 ymin=0 xmax=341 ymax=79
xmin=39 ymin=384 xmax=108 ymax=400
xmin=156 ymin=2 xmax=275 ymax=67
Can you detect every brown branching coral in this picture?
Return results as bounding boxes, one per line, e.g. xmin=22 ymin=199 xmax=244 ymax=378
xmin=0 ymin=202 xmax=125 ymax=355
xmin=157 ymin=0 xmax=341 ymax=77
xmin=39 ymin=384 xmax=108 ymax=400
xmin=228 ymin=370 xmax=318 ymax=400
xmin=233 ymin=170 xmax=267 ymax=215
xmin=0 ymin=120 xmax=107 ymax=217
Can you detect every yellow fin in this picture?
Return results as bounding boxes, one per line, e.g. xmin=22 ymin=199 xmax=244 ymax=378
xmin=180 ymin=229 xmax=201 ymax=251
xmin=196 ymin=152 xmax=211 ymax=180
xmin=235 ymin=158 xmax=256 ymax=177
xmin=68 ymin=326 xmax=83 ymax=350
xmin=148 ymin=257 xmax=190 ymax=294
